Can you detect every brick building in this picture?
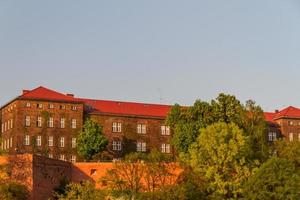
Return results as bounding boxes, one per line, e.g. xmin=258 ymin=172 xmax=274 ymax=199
xmin=0 ymin=86 xmax=172 ymax=161
xmin=1 ymin=86 xmax=300 ymax=163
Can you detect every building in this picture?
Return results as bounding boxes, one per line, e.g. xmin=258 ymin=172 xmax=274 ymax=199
xmin=0 ymin=86 xmax=173 ymax=161
xmin=264 ymin=106 xmax=300 ymax=142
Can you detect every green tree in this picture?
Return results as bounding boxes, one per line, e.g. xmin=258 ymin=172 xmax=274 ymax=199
xmin=274 ymin=140 xmax=300 ymax=167
xmin=0 ymin=182 xmax=29 ymax=200
xmin=55 ymin=181 xmax=105 ymax=200
xmin=243 ymin=157 xmax=300 ymax=200
xmin=77 ymin=119 xmax=109 ymax=161
xmin=189 ymin=122 xmax=252 ymax=199
xmin=167 ymin=100 xmax=214 ymax=154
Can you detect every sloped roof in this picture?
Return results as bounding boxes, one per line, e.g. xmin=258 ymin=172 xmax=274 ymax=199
xmin=273 ymin=106 xmax=300 ymax=119
xmin=77 ymin=98 xmax=172 ymax=118
xmin=19 ymin=86 xmax=80 ymax=102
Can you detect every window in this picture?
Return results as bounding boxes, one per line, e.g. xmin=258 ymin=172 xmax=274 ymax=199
xmin=112 ymin=122 xmax=122 ymax=133
xmin=59 ymin=154 xmax=65 ymax=161
xmin=48 ymin=154 xmax=53 ymax=159
xmin=48 ymin=117 xmax=54 ymax=128
xmin=161 ymin=126 xmax=170 ymax=135
xmin=71 ymin=106 xmax=77 ymax=111
xmin=7 ymin=121 xmax=10 ymax=130
xmin=70 ymin=155 xmax=76 ymax=163
xmin=26 ymin=102 xmax=31 ymax=108
xmin=10 ymin=137 xmax=12 ymax=148
xmin=24 ymin=135 xmax=30 ymax=146
xmin=289 ymin=133 xmax=294 ymax=141
xmin=4 ymin=122 xmax=6 ymax=131
xmin=71 ymin=138 xmax=76 ymax=148
xmin=10 ymin=119 xmax=13 ymax=129
xmin=137 ymin=124 xmax=147 ymax=134
xmin=60 ymin=137 xmax=65 ymax=147
xmin=25 ymin=116 xmax=30 ymax=127
xmin=112 ymin=141 xmax=122 ymax=151
xmin=36 ymin=135 xmax=42 ymax=146
xmin=37 ymin=103 xmax=43 ymax=109
xmin=37 ymin=116 xmax=42 ymax=127
xmin=137 ymin=142 xmax=146 ymax=152
xmin=1 ymin=123 xmax=3 ymax=133
xmin=288 ymin=121 xmax=294 ymax=126
xmin=49 ymin=104 xmax=54 ymax=109
xmin=161 ymin=143 xmax=171 ymax=153
xmin=48 ymin=136 xmax=53 ymax=147
xmin=60 ymin=118 xmax=65 ymax=128
xmin=4 ymin=140 xmax=6 ymax=150
xmin=60 ymin=105 xmax=66 ymax=110
xmin=268 ymin=132 xmax=277 ymax=142
xmin=6 ymin=139 xmax=9 ymax=149
xmin=71 ymin=119 xmax=77 ymax=129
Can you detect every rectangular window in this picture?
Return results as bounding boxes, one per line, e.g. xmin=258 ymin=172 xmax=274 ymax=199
xmin=161 ymin=143 xmax=171 ymax=153
xmin=1 ymin=124 xmax=3 ymax=133
xmin=137 ymin=124 xmax=147 ymax=134
xmin=268 ymin=132 xmax=277 ymax=142
xmin=37 ymin=116 xmax=42 ymax=127
xmin=10 ymin=137 xmax=12 ymax=148
xmin=112 ymin=141 xmax=122 ymax=151
xmin=4 ymin=122 xmax=7 ymax=131
xmin=137 ymin=142 xmax=146 ymax=152
xmin=112 ymin=122 xmax=122 ymax=133
xmin=4 ymin=140 xmax=6 ymax=150
xmin=26 ymin=102 xmax=31 ymax=108
xmin=7 ymin=121 xmax=10 ymax=130
xmin=70 ymin=155 xmax=76 ymax=163
xmin=48 ymin=136 xmax=53 ymax=147
xmin=60 ymin=118 xmax=65 ymax=128
xmin=59 ymin=154 xmax=65 ymax=161
xmin=289 ymin=133 xmax=294 ymax=141
xmin=48 ymin=117 xmax=54 ymax=128
xmin=161 ymin=126 xmax=170 ymax=135
xmin=49 ymin=104 xmax=54 ymax=109
xmin=71 ymin=138 xmax=76 ymax=148
xmin=24 ymin=135 xmax=30 ymax=146
xmin=60 ymin=137 xmax=65 ymax=147
xmin=37 ymin=103 xmax=43 ymax=109
xmin=48 ymin=154 xmax=53 ymax=159
xmin=10 ymin=119 xmax=13 ymax=129
xmin=36 ymin=135 xmax=42 ymax=146
xmin=71 ymin=119 xmax=77 ymax=129
xmin=25 ymin=116 xmax=31 ymax=127
xmin=288 ymin=121 xmax=294 ymax=126
xmin=71 ymin=106 xmax=77 ymax=111
xmin=60 ymin=105 xmax=66 ymax=110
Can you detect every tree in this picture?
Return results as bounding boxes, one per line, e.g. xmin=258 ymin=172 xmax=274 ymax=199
xmin=55 ymin=181 xmax=105 ymax=200
xmin=77 ymin=119 xmax=108 ymax=161
xmin=167 ymin=100 xmax=214 ymax=154
xmin=188 ymin=122 xmax=252 ymax=199
xmin=274 ymin=140 xmax=300 ymax=167
xmin=243 ymin=157 xmax=300 ymax=200
xmin=0 ymin=182 xmax=29 ymax=200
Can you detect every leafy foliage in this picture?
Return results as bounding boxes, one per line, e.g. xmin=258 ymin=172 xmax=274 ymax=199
xmin=243 ymin=157 xmax=300 ymax=200
xmin=77 ymin=119 xmax=109 ymax=161
xmin=0 ymin=182 xmax=29 ymax=200
xmin=189 ymin=122 xmax=253 ymax=199
xmin=55 ymin=181 xmax=105 ymax=200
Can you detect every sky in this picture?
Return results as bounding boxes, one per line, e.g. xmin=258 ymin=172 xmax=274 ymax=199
xmin=0 ymin=0 xmax=300 ymax=112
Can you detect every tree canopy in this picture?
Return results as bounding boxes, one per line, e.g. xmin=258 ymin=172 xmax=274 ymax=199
xmin=77 ymin=119 xmax=109 ymax=161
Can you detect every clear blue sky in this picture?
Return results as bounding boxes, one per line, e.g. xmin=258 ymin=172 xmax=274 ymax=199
xmin=1 ymin=0 xmax=300 ymax=111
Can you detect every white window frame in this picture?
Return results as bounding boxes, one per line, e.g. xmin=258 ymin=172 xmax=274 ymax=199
xmin=49 ymin=104 xmax=54 ymax=109
xmin=26 ymin=102 xmax=31 ymax=108
xmin=48 ymin=136 xmax=53 ymax=147
xmin=60 ymin=137 xmax=65 ymax=148
xmin=48 ymin=154 xmax=53 ymax=159
xmin=48 ymin=117 xmax=54 ymax=128
xmin=289 ymin=133 xmax=294 ymax=141
xmin=161 ymin=126 xmax=170 ymax=135
xmin=24 ymin=135 xmax=30 ymax=146
xmin=137 ymin=124 xmax=146 ymax=134
xmin=70 ymin=155 xmax=76 ymax=163
xmin=71 ymin=138 xmax=76 ymax=148
xmin=137 ymin=142 xmax=146 ymax=152
xmin=60 ymin=118 xmax=65 ymax=128
xmin=59 ymin=154 xmax=65 ymax=161
xmin=268 ymin=132 xmax=277 ymax=142
xmin=25 ymin=116 xmax=31 ymax=127
xmin=112 ymin=141 xmax=122 ymax=151
xmin=37 ymin=116 xmax=42 ymax=127
xmin=36 ymin=135 xmax=42 ymax=146
xmin=71 ymin=119 xmax=77 ymax=129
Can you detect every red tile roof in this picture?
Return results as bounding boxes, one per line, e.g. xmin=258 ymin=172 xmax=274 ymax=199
xmin=19 ymin=86 xmax=80 ymax=102
xmin=77 ymin=98 xmax=172 ymax=118
xmin=264 ymin=112 xmax=277 ymax=123
xmin=264 ymin=106 xmax=300 ymax=122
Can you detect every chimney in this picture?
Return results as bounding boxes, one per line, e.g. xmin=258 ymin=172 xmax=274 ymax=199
xmin=66 ymin=93 xmax=74 ymax=97
xmin=275 ymin=109 xmax=279 ymax=113
xmin=22 ymin=90 xmax=30 ymax=95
